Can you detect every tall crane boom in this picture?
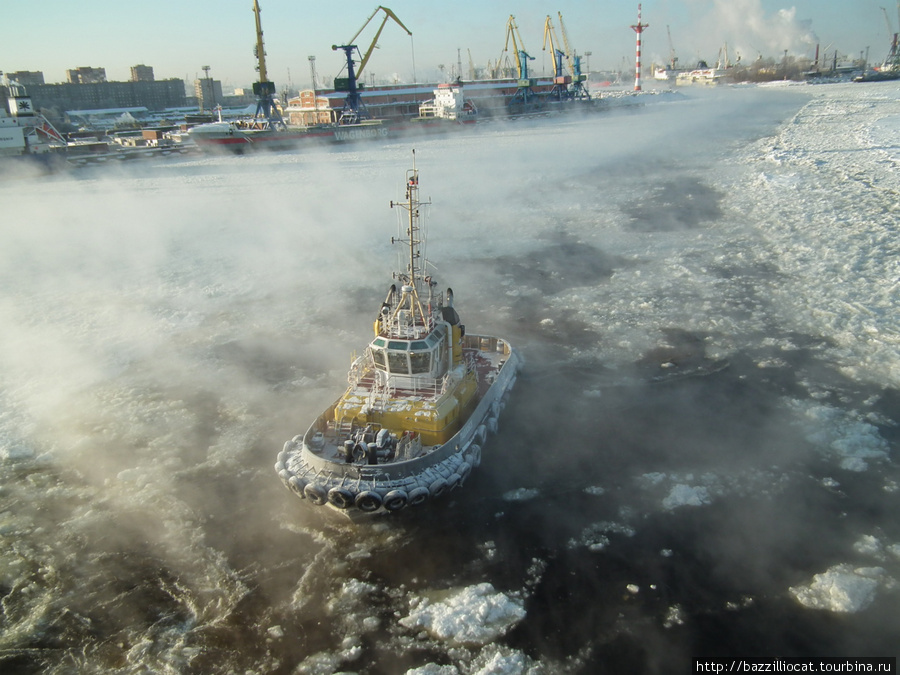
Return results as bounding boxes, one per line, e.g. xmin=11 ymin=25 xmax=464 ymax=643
xmin=251 ymin=0 xmax=283 ymax=127
xmin=502 ymin=15 xmax=535 ymax=82
xmin=346 ymin=6 xmax=412 ymax=81
xmin=555 ymin=12 xmax=589 ymax=99
xmin=332 ymin=6 xmax=412 ymax=124
xmin=667 ymin=25 xmax=679 ymax=69
xmin=557 ymin=12 xmax=576 ymax=78
xmin=253 ymin=0 xmax=268 ymax=82
xmin=881 ymin=4 xmax=900 ymax=62
xmin=501 ymin=15 xmax=539 ymax=109
xmin=542 ymin=16 xmax=567 ymax=79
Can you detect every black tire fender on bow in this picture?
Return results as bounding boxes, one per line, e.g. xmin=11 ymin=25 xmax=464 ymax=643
xmin=383 ymin=489 xmax=409 ymax=511
xmin=407 ymin=486 xmax=430 ymax=506
xmin=355 ymin=490 xmax=383 ymax=512
xmin=328 ymin=487 xmax=355 ymax=509
xmin=288 ymin=476 xmax=306 ymax=497
xmin=429 ymin=478 xmax=448 ymax=498
xmin=304 ymin=483 xmax=327 ymax=505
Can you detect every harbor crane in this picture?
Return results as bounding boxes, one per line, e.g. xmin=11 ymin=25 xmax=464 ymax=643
xmin=542 ymin=16 xmax=571 ymax=100
xmin=251 ymin=0 xmax=285 ymax=128
xmin=555 ymin=12 xmax=590 ymax=99
xmin=332 ymin=6 xmax=412 ymax=124
xmin=881 ymin=4 xmax=899 ymax=64
xmin=501 ymin=15 xmax=538 ymax=108
xmin=666 ymin=25 xmax=679 ymax=70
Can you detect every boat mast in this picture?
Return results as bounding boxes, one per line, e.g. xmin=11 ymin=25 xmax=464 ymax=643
xmin=389 ymin=152 xmax=433 ymax=330
xmin=391 ymin=151 xmax=431 ymax=292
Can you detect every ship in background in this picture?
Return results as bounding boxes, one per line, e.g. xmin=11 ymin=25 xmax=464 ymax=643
xmin=1 ymin=81 xmax=187 ymax=169
xmin=0 ymin=81 xmax=67 ymax=168
xmin=188 ymin=0 xmax=321 ymax=151
xmin=652 ymin=27 xmax=731 ymax=86
xmin=190 ymin=6 xmax=602 ymax=152
xmin=190 ymin=4 xmax=484 ymax=151
xmin=2 ymin=79 xmax=197 ymax=168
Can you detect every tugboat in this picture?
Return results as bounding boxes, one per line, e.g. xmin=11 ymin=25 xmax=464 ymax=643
xmin=276 ymin=154 xmax=521 ymax=517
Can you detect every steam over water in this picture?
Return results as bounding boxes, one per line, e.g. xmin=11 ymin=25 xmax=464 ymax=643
xmin=2 ymin=83 xmax=899 ymax=673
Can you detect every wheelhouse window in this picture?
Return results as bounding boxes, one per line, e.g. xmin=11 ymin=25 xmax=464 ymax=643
xmin=371 ymin=326 xmax=448 ymax=376
xmin=387 ymin=350 xmax=410 ymax=374
xmin=371 ymin=348 xmax=386 ymax=369
xmin=409 ymin=350 xmax=431 ymax=374
xmin=438 ymin=337 xmax=448 ymax=368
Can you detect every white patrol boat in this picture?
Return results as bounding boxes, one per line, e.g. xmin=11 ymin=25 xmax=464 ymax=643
xmin=276 ymin=155 xmax=520 ymax=517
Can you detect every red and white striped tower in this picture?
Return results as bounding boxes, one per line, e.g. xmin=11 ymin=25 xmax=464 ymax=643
xmin=630 ymin=4 xmax=649 ymax=91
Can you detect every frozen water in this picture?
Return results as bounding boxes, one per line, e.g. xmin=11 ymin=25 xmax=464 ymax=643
xmin=2 ymin=82 xmax=900 ymax=672
xmin=501 ymin=487 xmax=541 ymax=502
xmin=789 ymin=399 xmax=890 ymax=471
xmin=407 ymin=664 xmax=459 ymax=675
xmin=399 ymin=583 xmax=526 ymax=647
xmin=662 ymin=483 xmax=712 ymax=510
xmin=789 ymin=565 xmax=884 ymax=613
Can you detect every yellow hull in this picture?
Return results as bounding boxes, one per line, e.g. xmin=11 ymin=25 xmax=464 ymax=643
xmin=333 ymin=366 xmax=479 ymax=446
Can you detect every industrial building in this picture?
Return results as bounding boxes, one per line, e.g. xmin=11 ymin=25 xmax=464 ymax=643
xmin=24 ymin=79 xmax=188 ymax=117
xmin=66 ymin=67 xmax=107 ymax=84
xmin=130 ymin=65 xmax=154 ymax=82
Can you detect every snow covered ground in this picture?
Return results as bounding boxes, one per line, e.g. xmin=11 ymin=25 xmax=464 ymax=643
xmin=1 ymin=81 xmax=899 ymax=673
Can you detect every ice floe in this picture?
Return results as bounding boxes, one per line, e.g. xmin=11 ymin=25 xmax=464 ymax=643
xmin=407 ymin=665 xmax=459 ymax=675
xmin=568 ymin=520 xmax=636 ymax=551
xmin=399 ymin=583 xmax=525 ymax=647
xmin=789 ymin=565 xmax=884 ymax=613
xmin=788 ymin=399 xmax=890 ymax=471
xmin=663 ymin=604 xmax=685 ymax=628
xmin=662 ymin=483 xmax=712 ymax=510
xmin=501 ymin=487 xmax=540 ymax=502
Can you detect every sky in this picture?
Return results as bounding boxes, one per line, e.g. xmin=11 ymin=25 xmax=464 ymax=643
xmin=1 ymin=0 xmax=896 ymax=91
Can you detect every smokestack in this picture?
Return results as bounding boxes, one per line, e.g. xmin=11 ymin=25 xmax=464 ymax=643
xmin=631 ymin=4 xmax=650 ymax=91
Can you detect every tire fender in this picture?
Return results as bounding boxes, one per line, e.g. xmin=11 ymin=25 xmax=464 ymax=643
xmin=304 ymin=483 xmax=328 ymax=505
xmin=355 ymin=490 xmax=383 ymax=512
xmin=408 ymin=486 xmax=430 ymax=506
xmin=328 ymin=487 xmax=355 ymax=509
xmin=383 ymin=489 xmax=409 ymax=511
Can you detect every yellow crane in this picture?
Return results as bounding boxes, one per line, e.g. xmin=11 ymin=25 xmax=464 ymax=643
xmin=558 ymin=11 xmax=577 ymax=78
xmin=556 ymin=12 xmax=590 ymax=98
xmin=501 ymin=15 xmax=535 ymax=84
xmin=500 ymin=15 xmax=540 ymax=108
xmin=332 ymin=6 xmax=412 ymax=123
xmin=344 ymin=6 xmax=412 ymax=83
xmin=543 ymin=15 xmax=569 ymax=80
xmin=252 ymin=0 xmax=269 ymax=83
xmin=543 ymin=15 xmax=572 ymax=100
xmin=251 ymin=0 xmax=283 ymax=126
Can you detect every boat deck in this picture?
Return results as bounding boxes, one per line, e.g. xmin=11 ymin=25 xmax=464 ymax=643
xmin=303 ymin=337 xmax=511 ymax=467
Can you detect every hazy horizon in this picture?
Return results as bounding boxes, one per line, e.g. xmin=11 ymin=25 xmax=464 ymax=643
xmin=2 ymin=0 xmax=897 ymax=91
